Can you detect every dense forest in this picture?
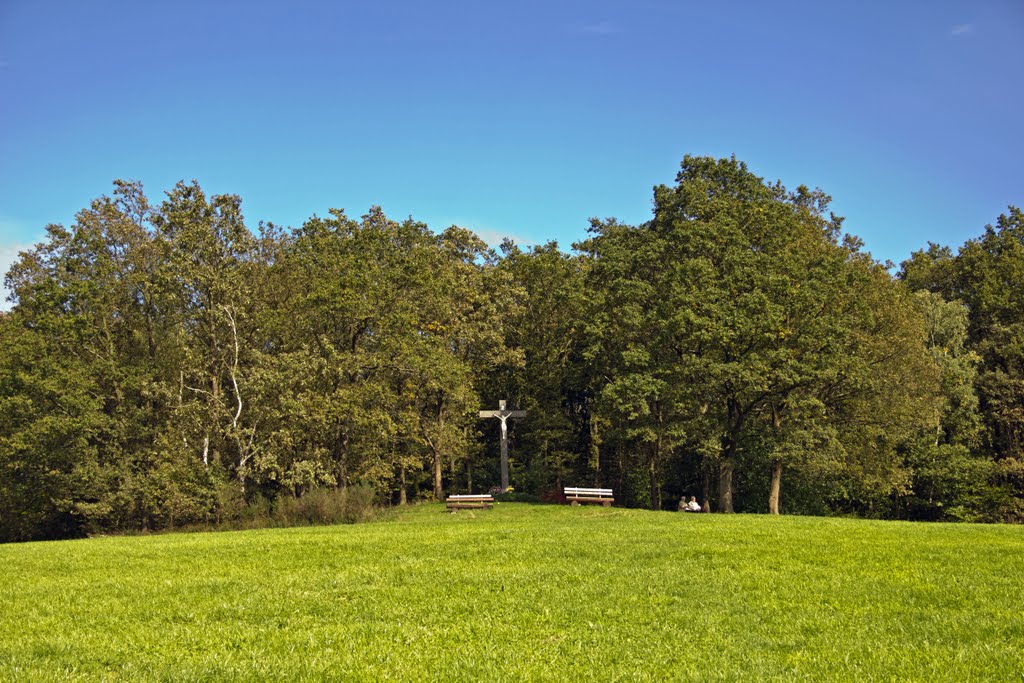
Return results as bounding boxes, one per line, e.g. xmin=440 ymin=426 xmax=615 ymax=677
xmin=2 ymin=156 xmax=1022 ymax=541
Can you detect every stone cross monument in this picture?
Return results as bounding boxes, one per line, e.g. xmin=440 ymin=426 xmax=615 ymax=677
xmin=479 ymin=400 xmax=527 ymax=491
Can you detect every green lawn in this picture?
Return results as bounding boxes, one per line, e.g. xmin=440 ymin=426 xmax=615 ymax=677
xmin=1 ymin=504 xmax=1022 ymax=681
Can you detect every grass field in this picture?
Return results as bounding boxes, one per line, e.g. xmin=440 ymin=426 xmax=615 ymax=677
xmin=1 ymin=504 xmax=1022 ymax=681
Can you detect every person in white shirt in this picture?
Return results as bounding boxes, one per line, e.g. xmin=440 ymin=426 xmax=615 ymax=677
xmin=682 ymin=496 xmax=703 ymax=512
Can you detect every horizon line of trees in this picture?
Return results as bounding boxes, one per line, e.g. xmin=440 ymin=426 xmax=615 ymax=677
xmin=1 ymin=156 xmax=1021 ymax=542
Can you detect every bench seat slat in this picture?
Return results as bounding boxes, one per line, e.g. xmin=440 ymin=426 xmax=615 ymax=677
xmin=563 ymin=486 xmax=615 ymax=507
xmin=445 ymin=493 xmax=494 ymax=511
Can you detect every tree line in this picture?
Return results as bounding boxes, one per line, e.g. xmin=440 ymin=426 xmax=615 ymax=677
xmin=1 ymin=156 xmax=1021 ymax=541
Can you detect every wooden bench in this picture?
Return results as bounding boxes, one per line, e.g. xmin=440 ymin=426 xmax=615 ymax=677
xmin=446 ymin=494 xmax=494 ymax=510
xmin=564 ymin=487 xmax=614 ymax=507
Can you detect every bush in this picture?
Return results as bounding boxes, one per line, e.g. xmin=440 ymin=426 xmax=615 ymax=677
xmin=272 ymin=485 xmax=378 ymax=526
xmin=214 ymin=480 xmax=247 ymax=526
xmin=234 ymin=493 xmax=272 ymax=530
xmin=493 ymin=490 xmax=541 ymax=503
xmin=538 ymin=489 xmax=565 ymax=504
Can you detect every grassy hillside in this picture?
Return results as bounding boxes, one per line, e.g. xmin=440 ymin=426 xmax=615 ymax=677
xmin=1 ymin=504 xmax=1021 ymax=681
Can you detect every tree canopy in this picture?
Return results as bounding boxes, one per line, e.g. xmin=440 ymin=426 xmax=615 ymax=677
xmin=2 ymin=158 xmax=1020 ymax=541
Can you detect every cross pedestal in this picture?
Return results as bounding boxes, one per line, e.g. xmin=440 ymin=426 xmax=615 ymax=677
xmin=479 ymin=400 xmax=527 ymax=491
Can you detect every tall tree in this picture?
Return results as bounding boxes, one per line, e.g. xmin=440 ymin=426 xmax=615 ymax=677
xmin=494 ymin=241 xmax=588 ymax=494
xmin=583 ymin=157 xmax=862 ymax=511
xmin=900 ymin=207 xmax=1024 ymax=520
xmin=152 ymin=182 xmax=264 ymax=492
xmin=899 ymin=291 xmax=994 ymax=520
xmin=577 ymin=218 xmax=697 ymax=509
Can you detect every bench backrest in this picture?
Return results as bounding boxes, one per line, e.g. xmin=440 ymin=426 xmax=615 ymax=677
xmin=447 ymin=494 xmax=494 ymax=501
xmin=564 ymin=487 xmax=613 ymax=496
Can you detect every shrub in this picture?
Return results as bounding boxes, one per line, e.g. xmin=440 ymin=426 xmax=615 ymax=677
xmin=272 ymin=485 xmax=378 ymax=526
xmin=234 ymin=493 xmax=272 ymax=530
xmin=538 ymin=489 xmax=565 ymax=504
xmin=494 ymin=491 xmax=540 ymax=503
xmin=214 ymin=480 xmax=247 ymax=525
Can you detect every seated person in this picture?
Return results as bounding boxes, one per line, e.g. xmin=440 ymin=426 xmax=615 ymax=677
xmin=682 ymin=496 xmax=702 ymax=512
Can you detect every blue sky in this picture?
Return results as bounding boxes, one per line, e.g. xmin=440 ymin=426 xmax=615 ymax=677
xmin=1 ymin=1 xmax=1022 ymax=306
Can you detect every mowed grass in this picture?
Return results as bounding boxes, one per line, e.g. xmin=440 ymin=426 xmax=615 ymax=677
xmin=1 ymin=504 xmax=1022 ymax=681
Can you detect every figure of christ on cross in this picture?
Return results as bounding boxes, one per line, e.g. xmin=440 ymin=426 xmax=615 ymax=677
xmin=479 ymin=400 xmax=527 ymax=491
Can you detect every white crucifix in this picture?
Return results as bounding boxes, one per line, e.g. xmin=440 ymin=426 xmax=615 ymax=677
xmin=479 ymin=400 xmax=527 ymax=491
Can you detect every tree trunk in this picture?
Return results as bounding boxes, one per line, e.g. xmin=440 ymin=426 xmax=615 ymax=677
xmin=719 ymin=399 xmax=743 ymax=513
xmin=433 ymin=451 xmax=443 ymax=500
xmin=718 ymin=457 xmax=735 ymax=513
xmin=589 ymin=416 xmax=601 ymax=484
xmin=701 ymin=466 xmax=712 ymax=512
xmin=339 ymin=431 xmax=350 ymax=489
xmin=768 ymin=460 xmax=782 ymax=515
xmin=649 ymin=459 xmax=659 ymax=510
xmin=433 ymin=398 xmax=444 ymax=500
xmin=649 ymin=432 xmax=663 ymax=510
xmin=616 ymin=442 xmax=625 ymax=500
xmin=464 ymin=426 xmax=473 ymax=494
xmin=450 ymin=450 xmax=458 ymax=494
xmin=399 ymin=463 xmax=407 ymax=505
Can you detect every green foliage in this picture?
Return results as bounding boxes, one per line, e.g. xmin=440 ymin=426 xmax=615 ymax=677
xmin=576 ymin=156 xmax=940 ymax=514
xmin=1 ymin=167 xmax=1021 ymax=539
xmin=270 ymin=485 xmax=378 ymax=526
xmin=901 ymin=206 xmax=1024 ymax=521
xmin=1 ymin=505 xmax=1022 ymax=680
xmin=0 ymin=180 xmax=525 ymax=540
xmin=489 ymin=241 xmax=589 ymax=493
xmin=491 ymin=489 xmax=540 ymax=503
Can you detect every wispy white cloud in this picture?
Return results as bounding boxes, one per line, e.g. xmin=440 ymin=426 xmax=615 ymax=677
xmin=573 ymin=20 xmax=617 ymax=36
xmin=467 ymin=226 xmax=535 ymax=249
xmin=951 ymin=24 xmax=972 ymax=36
xmin=0 ymin=215 xmax=38 ymax=310
xmin=0 ymin=243 xmax=29 ymax=311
